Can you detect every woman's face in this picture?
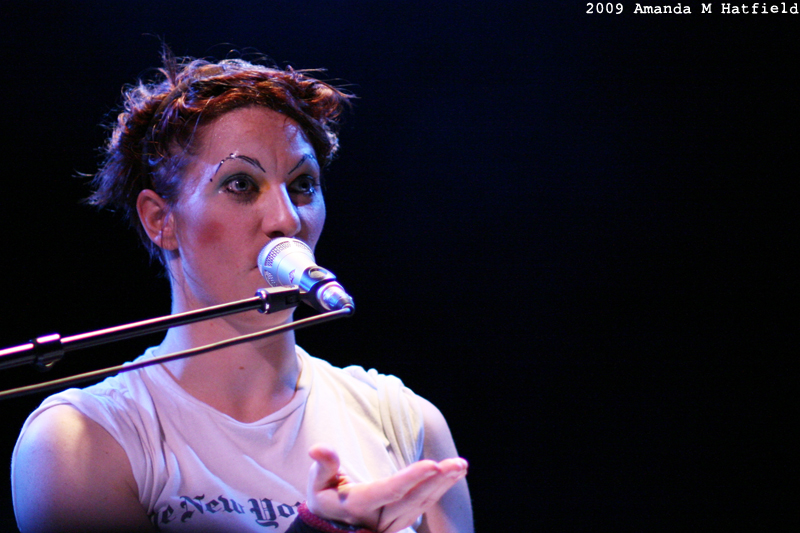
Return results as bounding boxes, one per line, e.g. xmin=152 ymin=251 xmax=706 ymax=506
xmin=166 ymin=106 xmax=326 ymax=312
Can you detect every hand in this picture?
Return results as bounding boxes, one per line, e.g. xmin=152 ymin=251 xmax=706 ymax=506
xmin=305 ymin=444 xmax=468 ymax=533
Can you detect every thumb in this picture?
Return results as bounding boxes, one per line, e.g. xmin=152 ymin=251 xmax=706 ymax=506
xmin=308 ymin=444 xmax=341 ymax=492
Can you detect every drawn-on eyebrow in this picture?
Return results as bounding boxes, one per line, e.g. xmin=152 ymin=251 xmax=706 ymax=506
xmin=287 ymin=153 xmax=318 ymax=175
xmin=215 ymin=153 xmax=266 ymax=175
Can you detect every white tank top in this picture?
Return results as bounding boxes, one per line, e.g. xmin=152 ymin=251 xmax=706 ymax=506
xmin=13 ymin=347 xmax=424 ymax=532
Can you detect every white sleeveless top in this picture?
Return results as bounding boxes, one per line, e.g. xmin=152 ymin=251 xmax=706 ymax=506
xmin=12 ymin=347 xmax=424 ymax=532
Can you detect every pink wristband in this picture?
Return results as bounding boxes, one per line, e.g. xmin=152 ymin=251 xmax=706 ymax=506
xmin=297 ymin=502 xmax=376 ymax=533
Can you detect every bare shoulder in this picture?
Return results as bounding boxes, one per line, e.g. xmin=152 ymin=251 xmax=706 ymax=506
xmin=13 ymin=404 xmax=152 ymax=532
xmin=418 ymin=398 xmax=474 ymax=533
xmin=418 ymin=398 xmax=458 ymax=460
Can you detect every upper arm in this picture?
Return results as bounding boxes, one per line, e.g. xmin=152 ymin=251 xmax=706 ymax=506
xmin=417 ymin=398 xmax=474 ymax=533
xmin=12 ymin=404 xmax=153 ymax=532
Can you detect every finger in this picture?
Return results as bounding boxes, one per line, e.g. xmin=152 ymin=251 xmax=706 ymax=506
xmin=437 ymin=457 xmax=469 ymax=477
xmin=417 ymin=458 xmax=468 ymax=504
xmin=358 ymin=460 xmax=442 ymax=509
xmin=308 ymin=444 xmax=342 ymax=492
xmin=377 ymin=459 xmax=468 ymax=532
xmin=379 ymin=474 xmax=465 ymax=533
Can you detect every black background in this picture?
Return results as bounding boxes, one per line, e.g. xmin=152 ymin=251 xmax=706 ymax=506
xmin=0 ymin=1 xmax=796 ymax=530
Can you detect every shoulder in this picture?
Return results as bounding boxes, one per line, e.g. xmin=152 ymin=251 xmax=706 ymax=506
xmin=13 ymin=404 xmax=152 ymax=532
xmin=418 ymin=398 xmax=454 ymax=459
xmin=301 ymin=350 xmax=389 ymax=400
xmin=300 ymin=351 xmax=427 ymax=468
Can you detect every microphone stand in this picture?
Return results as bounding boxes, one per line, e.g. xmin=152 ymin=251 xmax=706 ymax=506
xmin=0 ymin=286 xmax=354 ymax=400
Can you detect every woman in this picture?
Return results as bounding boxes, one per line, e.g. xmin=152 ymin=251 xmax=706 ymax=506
xmin=11 ymin=53 xmax=472 ymax=532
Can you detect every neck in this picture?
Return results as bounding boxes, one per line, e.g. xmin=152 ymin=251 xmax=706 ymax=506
xmin=156 ymin=298 xmax=301 ymax=423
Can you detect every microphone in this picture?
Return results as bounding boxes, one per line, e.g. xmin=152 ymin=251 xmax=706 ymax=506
xmin=257 ymin=238 xmax=355 ymax=312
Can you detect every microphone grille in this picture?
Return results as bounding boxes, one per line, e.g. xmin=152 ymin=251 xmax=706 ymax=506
xmin=261 ymin=240 xmax=292 ymax=270
xmin=257 ymin=238 xmax=314 ymax=287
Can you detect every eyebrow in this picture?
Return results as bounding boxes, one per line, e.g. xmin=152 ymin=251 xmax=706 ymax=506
xmin=215 ymin=153 xmax=266 ymax=175
xmin=287 ymin=153 xmax=318 ymax=175
xmin=214 ymin=153 xmax=318 ymax=176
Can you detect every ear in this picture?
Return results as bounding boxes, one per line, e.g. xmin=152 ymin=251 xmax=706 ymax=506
xmin=136 ymin=189 xmax=178 ymax=251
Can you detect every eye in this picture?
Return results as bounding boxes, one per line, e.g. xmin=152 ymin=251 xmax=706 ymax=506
xmin=289 ymin=174 xmax=319 ymax=197
xmin=223 ymin=174 xmax=259 ymax=198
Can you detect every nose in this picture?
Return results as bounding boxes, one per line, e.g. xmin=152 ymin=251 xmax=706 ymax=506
xmin=261 ymin=184 xmax=302 ymax=239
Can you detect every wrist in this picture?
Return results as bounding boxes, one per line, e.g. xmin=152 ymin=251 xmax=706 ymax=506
xmin=296 ymin=501 xmax=375 ymax=533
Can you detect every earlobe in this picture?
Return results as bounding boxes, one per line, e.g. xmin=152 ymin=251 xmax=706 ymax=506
xmin=136 ymin=189 xmax=177 ymax=251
